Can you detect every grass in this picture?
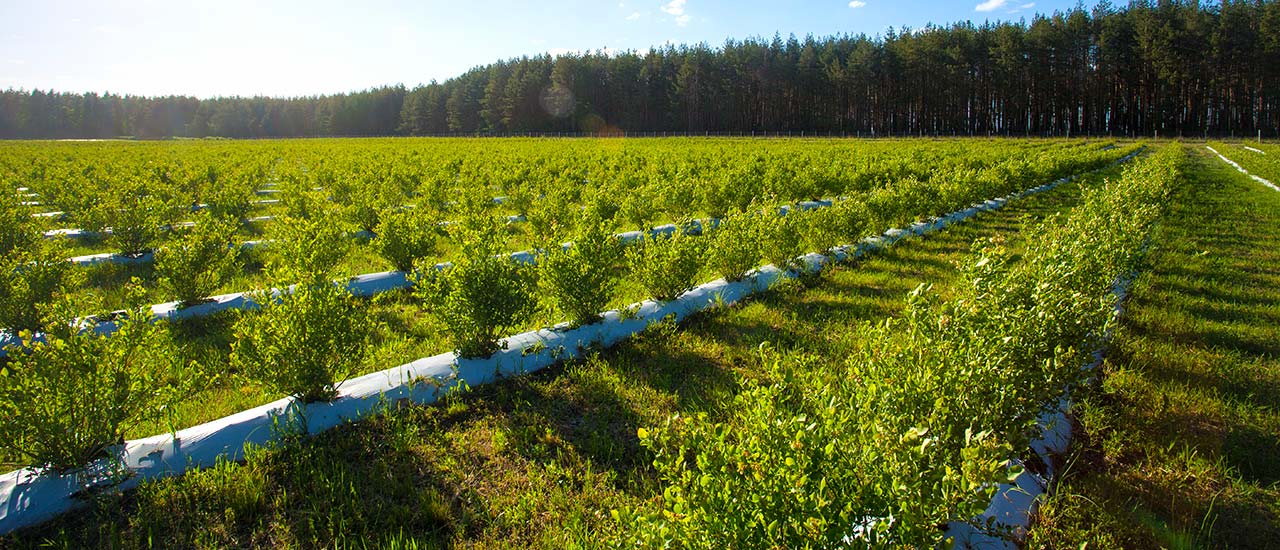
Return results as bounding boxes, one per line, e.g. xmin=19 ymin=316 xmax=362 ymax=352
xmin=0 ymin=158 xmax=1119 ymax=548
xmin=1026 ymin=146 xmax=1280 ymax=549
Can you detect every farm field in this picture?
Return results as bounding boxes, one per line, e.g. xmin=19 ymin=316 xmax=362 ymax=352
xmin=0 ymin=138 xmax=1129 ymax=445
xmin=4 ymin=138 xmax=1269 ymax=548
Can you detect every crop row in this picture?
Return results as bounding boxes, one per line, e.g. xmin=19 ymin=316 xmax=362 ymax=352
xmin=0 ymin=144 xmax=1136 ymax=357
xmin=3 ymin=139 xmax=1113 ymax=258
xmin=0 ymin=143 xmax=1135 ymax=475
xmin=618 ymin=145 xmax=1183 ymax=547
xmin=0 ymin=141 xmax=1128 ymax=335
xmin=0 ymin=144 xmax=1148 ymax=536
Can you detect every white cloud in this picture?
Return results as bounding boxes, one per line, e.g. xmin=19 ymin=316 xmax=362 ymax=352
xmin=849 ymin=0 xmax=866 ymax=7
xmin=975 ymin=0 xmax=1007 ymax=12
xmin=661 ymin=0 xmax=686 ymax=16
xmin=1019 ymin=2 xmax=1035 ymax=8
xmin=626 ymin=11 xmax=641 ymax=20
xmin=675 ymin=14 xmax=691 ymax=26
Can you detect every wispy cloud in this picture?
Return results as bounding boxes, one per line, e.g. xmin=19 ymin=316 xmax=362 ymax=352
xmin=1019 ymin=2 xmax=1035 ymax=8
xmin=849 ymin=1 xmax=866 ymax=7
xmin=975 ymin=0 xmax=1007 ymax=12
xmin=661 ymin=0 xmax=691 ymax=26
xmin=626 ymin=11 xmax=641 ymax=20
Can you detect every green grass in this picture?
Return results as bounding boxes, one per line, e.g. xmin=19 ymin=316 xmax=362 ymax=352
xmin=1 ymin=159 xmax=1118 ymax=548
xmin=1026 ymin=146 xmax=1280 ymax=549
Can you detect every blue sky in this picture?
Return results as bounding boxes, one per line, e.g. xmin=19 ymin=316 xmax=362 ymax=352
xmin=2 ymin=0 xmax=1095 ymax=98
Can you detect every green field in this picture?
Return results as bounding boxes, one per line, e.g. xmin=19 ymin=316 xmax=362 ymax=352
xmin=1 ymin=138 xmax=1275 ymax=548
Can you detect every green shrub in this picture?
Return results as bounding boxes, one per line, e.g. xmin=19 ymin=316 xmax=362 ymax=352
xmin=626 ymin=228 xmax=706 ymax=301
xmin=0 ymin=241 xmax=77 ymax=332
xmin=341 ymin=182 xmax=399 ymax=233
xmin=416 ymin=210 xmax=538 ymax=358
xmin=372 ymin=207 xmax=439 ymax=272
xmin=760 ymin=210 xmax=806 ymax=273
xmin=0 ymin=187 xmax=35 ymax=257
xmin=230 ymin=281 xmax=371 ymax=403
xmin=706 ymin=208 xmax=762 ymax=282
xmin=87 ymin=178 xmax=179 ymax=257
xmin=527 ymin=190 xmax=577 ymax=244
xmin=206 ymin=180 xmax=254 ymax=222
xmin=269 ymin=214 xmax=351 ymax=283
xmin=0 ymin=287 xmax=182 ymax=472
xmin=540 ymin=214 xmax=624 ymax=326
xmin=155 ymin=216 xmax=242 ymax=305
xmin=616 ymin=348 xmax=1011 ymax=549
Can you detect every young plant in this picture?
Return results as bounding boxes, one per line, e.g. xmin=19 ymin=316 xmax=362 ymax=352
xmin=155 ymin=215 xmax=242 ymax=306
xmin=372 ymin=207 xmax=439 ymax=272
xmin=205 ymin=180 xmax=255 ymax=222
xmin=540 ymin=213 xmax=624 ymax=326
xmin=0 ymin=285 xmax=182 ymax=472
xmin=230 ymin=281 xmax=372 ymax=403
xmin=268 ymin=213 xmax=352 ymax=283
xmin=0 ymin=186 xmax=35 ymax=257
xmin=415 ymin=209 xmax=538 ymax=358
xmin=760 ymin=208 xmax=806 ymax=273
xmin=341 ymin=181 xmax=399 ymax=234
xmin=526 ymin=190 xmax=576 ymax=244
xmin=626 ymin=227 xmax=706 ymax=302
xmin=706 ymin=208 xmax=762 ymax=282
xmin=0 ymin=240 xmax=77 ymax=332
xmin=87 ymin=178 xmax=180 ymax=257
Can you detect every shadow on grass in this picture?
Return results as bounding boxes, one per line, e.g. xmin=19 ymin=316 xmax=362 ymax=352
xmin=1037 ymin=147 xmax=1280 ymax=547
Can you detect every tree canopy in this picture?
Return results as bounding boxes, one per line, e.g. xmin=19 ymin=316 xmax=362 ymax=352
xmin=2 ymin=0 xmax=1277 ymax=139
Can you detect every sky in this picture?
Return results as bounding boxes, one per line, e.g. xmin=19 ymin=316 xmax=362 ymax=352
xmin=1 ymin=0 xmax=1095 ymax=99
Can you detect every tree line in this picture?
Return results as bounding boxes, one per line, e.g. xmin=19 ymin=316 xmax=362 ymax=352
xmin=2 ymin=0 xmax=1277 ymax=140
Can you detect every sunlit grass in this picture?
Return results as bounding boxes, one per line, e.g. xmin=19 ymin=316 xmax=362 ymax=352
xmin=1027 ymin=146 xmax=1280 ymax=549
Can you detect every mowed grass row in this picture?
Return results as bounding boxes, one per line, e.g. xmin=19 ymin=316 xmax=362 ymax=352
xmin=1027 ymin=147 xmax=1280 ymax=548
xmin=1213 ymin=141 xmax=1280 ymax=184
xmin=0 ymin=154 xmax=1124 ymax=548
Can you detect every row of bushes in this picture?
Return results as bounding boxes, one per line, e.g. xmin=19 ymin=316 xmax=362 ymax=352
xmin=0 ymin=144 xmax=1135 ymax=473
xmin=5 ymin=140 xmax=1117 ymax=260
xmin=612 ymin=146 xmax=1184 ymax=547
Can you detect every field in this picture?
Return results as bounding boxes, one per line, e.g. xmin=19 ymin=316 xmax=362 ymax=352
xmin=0 ymin=137 xmax=1274 ymax=548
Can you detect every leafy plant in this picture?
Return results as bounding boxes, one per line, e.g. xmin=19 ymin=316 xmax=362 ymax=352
xmin=540 ymin=213 xmax=624 ymax=326
xmin=706 ymin=208 xmax=762 ymax=282
xmin=268 ymin=213 xmax=351 ymax=283
xmin=372 ymin=207 xmax=439 ymax=272
xmin=617 ymin=145 xmax=1183 ymax=548
xmin=760 ymin=209 xmax=806 ymax=273
xmin=626 ymin=228 xmax=706 ymax=301
xmin=205 ymin=180 xmax=254 ymax=222
xmin=0 ymin=240 xmax=77 ymax=332
xmin=416 ymin=209 xmax=538 ymax=358
xmin=155 ymin=215 xmax=242 ymax=305
xmin=340 ymin=181 xmax=400 ymax=233
xmin=86 ymin=177 xmax=180 ymax=257
xmin=0 ymin=186 xmax=35 ymax=257
xmin=231 ymin=281 xmax=372 ymax=403
xmin=0 ymin=285 xmax=182 ymax=472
